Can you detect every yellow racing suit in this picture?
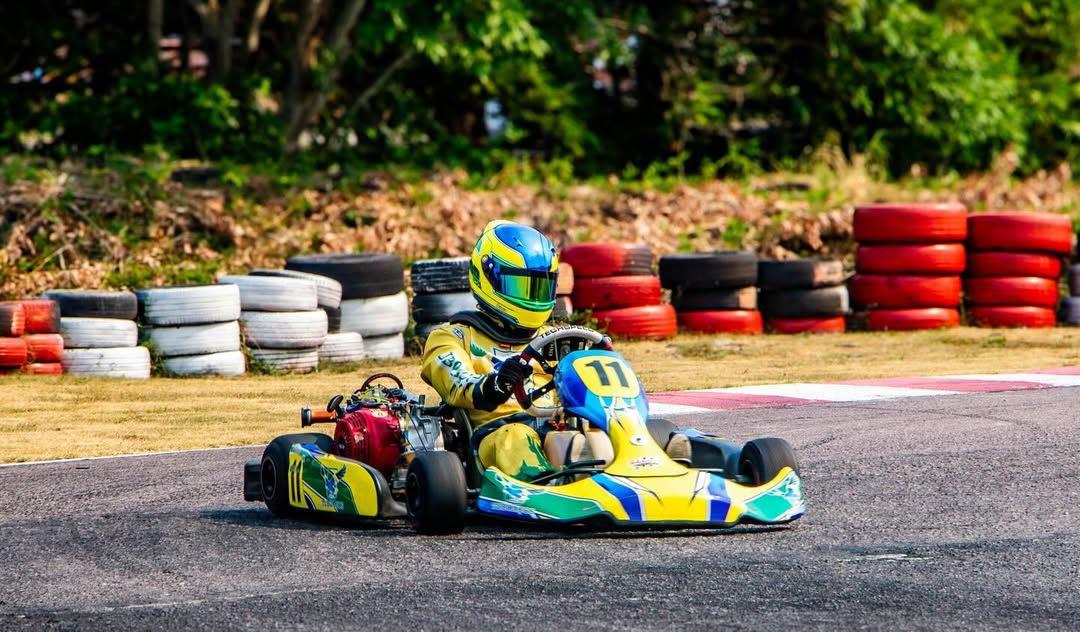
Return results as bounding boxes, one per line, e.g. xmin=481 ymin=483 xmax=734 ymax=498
xmin=421 ymin=313 xmax=556 ymax=481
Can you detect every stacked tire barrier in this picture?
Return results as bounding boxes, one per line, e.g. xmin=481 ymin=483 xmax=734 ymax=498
xmin=38 ymin=292 xmax=149 ymax=378
xmin=965 ymin=212 xmax=1073 ymax=328
xmin=410 ymin=257 xmax=474 ymax=343
xmin=1065 ymin=262 xmax=1080 ymax=326
xmin=563 ymin=243 xmax=676 ymax=340
xmin=0 ymin=301 xmax=66 ymax=375
xmin=286 ymin=254 xmax=407 ymax=359
xmin=220 ymin=275 xmax=325 ymax=373
xmin=850 ymin=203 xmax=966 ymax=331
xmin=250 ymin=268 xmax=360 ymax=365
xmin=0 ymin=303 xmax=30 ymax=373
xmin=660 ymin=251 xmax=761 ymax=334
xmin=757 ymin=260 xmax=848 ymax=333
xmin=552 ymin=263 xmax=575 ymax=321
xmin=137 ymin=285 xmax=245 ymax=376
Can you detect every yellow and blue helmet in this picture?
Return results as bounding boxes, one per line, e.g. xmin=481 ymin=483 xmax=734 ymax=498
xmin=470 ymin=220 xmax=559 ymax=331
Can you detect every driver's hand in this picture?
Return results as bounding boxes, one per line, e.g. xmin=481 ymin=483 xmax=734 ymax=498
xmin=493 ymin=355 xmax=533 ymax=395
xmin=475 ymin=355 xmax=533 ymax=412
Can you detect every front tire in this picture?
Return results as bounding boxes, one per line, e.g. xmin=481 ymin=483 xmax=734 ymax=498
xmin=739 ymin=438 xmax=799 ymax=485
xmin=406 ymin=451 xmax=467 ymax=535
xmin=261 ymin=433 xmax=333 ymax=517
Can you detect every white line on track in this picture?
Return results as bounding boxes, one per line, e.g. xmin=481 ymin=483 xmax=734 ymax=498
xmin=0 ymin=444 xmax=262 ymax=469
xmin=943 ymin=373 xmax=1080 ymax=387
xmin=649 ymin=402 xmax=711 ymax=415
xmin=712 ymin=383 xmax=962 ymax=402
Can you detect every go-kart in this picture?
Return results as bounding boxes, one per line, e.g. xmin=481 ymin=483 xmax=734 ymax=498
xmin=243 ymin=326 xmax=805 ymax=534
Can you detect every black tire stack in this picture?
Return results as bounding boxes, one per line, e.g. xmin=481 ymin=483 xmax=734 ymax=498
xmin=47 ymin=290 xmax=151 ymax=378
xmin=135 ymin=285 xmax=245 ymax=376
xmin=1065 ymin=263 xmax=1080 ymax=326
xmin=410 ymin=257 xmax=475 ymax=344
xmin=757 ymin=259 xmax=849 ymax=334
xmin=659 ymin=251 xmax=762 ymax=334
xmin=286 ymin=253 xmax=408 ymax=359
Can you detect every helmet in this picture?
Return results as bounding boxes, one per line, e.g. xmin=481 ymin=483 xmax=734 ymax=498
xmin=469 ymin=220 xmax=558 ymax=331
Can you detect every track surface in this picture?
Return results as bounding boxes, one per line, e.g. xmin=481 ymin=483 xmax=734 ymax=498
xmin=2 ymin=388 xmax=1078 ymax=630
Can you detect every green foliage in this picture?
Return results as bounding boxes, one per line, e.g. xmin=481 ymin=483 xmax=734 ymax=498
xmin=2 ymin=0 xmax=1078 ymax=176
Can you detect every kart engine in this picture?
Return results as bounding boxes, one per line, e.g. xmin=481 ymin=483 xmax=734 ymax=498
xmin=301 ymin=373 xmax=444 ymax=484
xmin=334 ymin=408 xmax=403 ymax=478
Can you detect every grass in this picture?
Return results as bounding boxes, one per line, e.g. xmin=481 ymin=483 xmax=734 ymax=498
xmin=2 ymin=327 xmax=1078 ymax=464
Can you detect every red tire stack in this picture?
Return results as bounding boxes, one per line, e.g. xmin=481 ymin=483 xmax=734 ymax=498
xmin=659 ymin=252 xmax=762 ymax=334
xmin=561 ymin=242 xmax=676 ymax=340
xmin=850 ymin=203 xmax=967 ymax=330
xmin=0 ymin=300 xmax=64 ymax=374
xmin=965 ymin=212 xmax=1073 ymax=328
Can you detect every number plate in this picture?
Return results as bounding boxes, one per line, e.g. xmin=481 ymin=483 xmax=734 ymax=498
xmin=572 ymin=356 xmax=640 ymax=398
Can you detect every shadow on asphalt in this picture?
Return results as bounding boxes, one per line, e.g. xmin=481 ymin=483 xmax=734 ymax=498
xmin=201 ymin=508 xmax=410 ymax=535
xmin=202 ymin=508 xmax=793 ymax=540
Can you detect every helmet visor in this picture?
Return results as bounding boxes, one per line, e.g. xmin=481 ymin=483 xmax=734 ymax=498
xmin=494 ymin=266 xmax=558 ymax=304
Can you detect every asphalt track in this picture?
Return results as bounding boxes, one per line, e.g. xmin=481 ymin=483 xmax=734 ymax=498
xmin=2 ymin=387 xmax=1078 ymax=630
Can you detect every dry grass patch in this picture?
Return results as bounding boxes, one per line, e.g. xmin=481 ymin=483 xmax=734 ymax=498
xmin=1 ymin=327 xmax=1077 ymax=463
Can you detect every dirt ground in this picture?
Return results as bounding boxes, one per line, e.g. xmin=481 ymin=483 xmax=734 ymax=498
xmin=1 ymin=326 xmax=1077 ymax=463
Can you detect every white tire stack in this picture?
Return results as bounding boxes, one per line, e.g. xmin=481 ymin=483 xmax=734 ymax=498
xmin=56 ymin=290 xmax=149 ymax=379
xmin=340 ymin=291 xmax=408 ymax=359
xmin=137 ymin=285 xmax=245 ymax=377
xmin=251 ymin=269 xmax=358 ymax=365
xmin=285 ymin=253 xmax=408 ymax=360
xmin=219 ymin=275 xmax=326 ymax=373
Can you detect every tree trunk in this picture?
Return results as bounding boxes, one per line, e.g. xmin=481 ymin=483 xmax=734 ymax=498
xmin=283 ymin=0 xmax=368 ymax=153
xmin=148 ymin=0 xmax=164 ymax=67
xmin=212 ymin=0 xmax=239 ymax=81
xmin=244 ymin=0 xmax=272 ymax=57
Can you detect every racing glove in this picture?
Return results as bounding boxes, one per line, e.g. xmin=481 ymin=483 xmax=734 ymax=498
xmin=474 ymin=355 xmax=533 ymax=412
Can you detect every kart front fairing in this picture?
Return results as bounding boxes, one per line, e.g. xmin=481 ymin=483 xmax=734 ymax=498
xmin=476 ymin=350 xmax=805 ymax=527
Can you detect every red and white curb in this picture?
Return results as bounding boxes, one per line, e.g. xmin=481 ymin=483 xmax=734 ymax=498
xmin=647 ymin=366 xmax=1080 ymax=416
xmin=5 ymin=367 xmax=1078 ymax=467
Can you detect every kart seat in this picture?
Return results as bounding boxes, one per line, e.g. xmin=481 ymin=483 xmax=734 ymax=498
xmin=544 ymin=430 xmax=614 ymax=470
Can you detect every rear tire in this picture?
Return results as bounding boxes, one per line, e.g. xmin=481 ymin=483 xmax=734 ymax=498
xmin=739 ymin=438 xmax=799 ymax=485
xmin=406 ymin=451 xmax=467 ymax=535
xmin=261 ymin=433 xmax=333 ymax=517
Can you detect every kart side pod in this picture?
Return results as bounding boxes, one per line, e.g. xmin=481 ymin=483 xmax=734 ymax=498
xmin=244 ymin=439 xmax=406 ymax=520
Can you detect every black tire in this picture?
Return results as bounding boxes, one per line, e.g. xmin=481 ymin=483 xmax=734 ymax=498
xmin=43 ymin=289 xmax=138 ymax=319
xmin=261 ymin=433 xmax=334 ymax=517
xmin=672 ymin=287 xmax=757 ymax=311
xmin=1062 ymin=297 xmax=1080 ymax=326
xmin=659 ymin=252 xmax=758 ymax=290
xmin=411 ymin=258 xmax=471 ymax=295
xmin=758 ymin=286 xmax=849 ymax=318
xmin=323 ymin=305 xmax=342 ymax=333
xmin=1069 ymin=264 xmax=1079 ymax=297
xmin=412 ymin=292 xmax=476 ymax=324
xmin=0 ymin=303 xmax=23 ymax=336
xmin=286 ymin=253 xmax=404 ymax=300
xmin=739 ymin=438 xmax=799 ymax=486
xmin=758 ymin=259 xmax=845 ymax=290
xmin=645 ymin=417 xmax=678 ymax=450
xmin=406 ymin=451 xmax=467 ymax=535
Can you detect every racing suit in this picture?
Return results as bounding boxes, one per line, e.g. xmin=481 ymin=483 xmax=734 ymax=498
xmin=421 ymin=311 xmax=556 ymax=481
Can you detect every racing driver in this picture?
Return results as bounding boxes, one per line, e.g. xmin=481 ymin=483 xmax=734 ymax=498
xmin=421 ymin=220 xmax=561 ymax=482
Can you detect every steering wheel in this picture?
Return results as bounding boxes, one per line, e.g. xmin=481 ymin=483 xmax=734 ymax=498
xmin=360 ymin=373 xmax=404 ymax=391
xmin=514 ymin=326 xmax=612 ymax=418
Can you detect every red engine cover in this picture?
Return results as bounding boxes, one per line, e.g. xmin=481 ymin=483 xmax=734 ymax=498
xmin=333 ymin=407 xmax=404 ymax=478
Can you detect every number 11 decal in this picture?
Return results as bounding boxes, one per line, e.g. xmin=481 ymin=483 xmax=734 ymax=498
xmin=584 ymin=359 xmax=630 ymax=388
